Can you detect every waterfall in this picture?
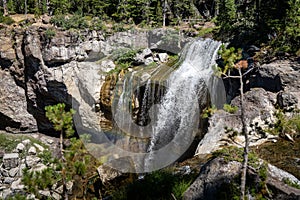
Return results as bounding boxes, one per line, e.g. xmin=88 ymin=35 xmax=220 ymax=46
xmin=108 ymin=38 xmax=225 ymax=172
xmin=144 ymin=38 xmax=224 ymax=172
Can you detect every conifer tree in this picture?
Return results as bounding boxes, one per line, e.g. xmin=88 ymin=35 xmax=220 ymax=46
xmin=284 ymin=0 xmax=300 ymax=52
xmin=217 ymin=0 xmax=237 ymax=32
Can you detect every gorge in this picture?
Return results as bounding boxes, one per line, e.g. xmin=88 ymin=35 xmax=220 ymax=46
xmin=0 ymin=21 xmax=300 ymax=199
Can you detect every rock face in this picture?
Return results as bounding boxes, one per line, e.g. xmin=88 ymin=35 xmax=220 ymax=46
xmin=183 ymin=158 xmax=300 ymax=200
xmin=0 ymin=70 xmax=37 ymax=132
xmin=195 ymin=88 xmax=277 ymax=155
xmin=197 ymin=60 xmax=300 ymax=155
xmin=250 ymin=60 xmax=300 ymax=108
xmin=0 ymin=26 xmax=188 ymax=134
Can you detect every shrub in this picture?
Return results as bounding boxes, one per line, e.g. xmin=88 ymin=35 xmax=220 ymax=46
xmin=22 ymin=167 xmax=60 ymax=197
xmin=50 ymin=14 xmax=88 ymax=30
xmin=0 ymin=15 xmax=15 ymax=25
xmin=112 ymin=169 xmax=196 ymax=200
xmin=212 ymin=146 xmax=259 ymax=168
xmin=270 ymin=110 xmax=300 ymax=137
xmin=172 ymin=179 xmax=193 ymax=199
xmin=111 ymin=48 xmax=138 ymax=64
xmin=44 ymin=28 xmax=56 ymax=40
xmin=202 ymin=105 xmax=217 ymax=118
xmin=223 ymin=104 xmax=238 ymax=114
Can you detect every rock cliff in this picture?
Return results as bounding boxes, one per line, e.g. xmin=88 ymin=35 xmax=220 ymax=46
xmin=0 ymin=26 xmax=188 ymax=134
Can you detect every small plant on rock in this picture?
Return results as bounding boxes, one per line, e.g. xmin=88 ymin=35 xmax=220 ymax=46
xmin=45 ymin=103 xmax=75 ymax=200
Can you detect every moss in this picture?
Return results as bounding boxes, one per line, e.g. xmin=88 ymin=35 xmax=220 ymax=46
xmin=253 ymin=138 xmax=300 ymax=179
xmin=212 ymin=146 xmax=259 ymax=168
xmin=283 ymin=178 xmax=300 ymax=189
xmin=223 ymin=103 xmax=238 ymax=114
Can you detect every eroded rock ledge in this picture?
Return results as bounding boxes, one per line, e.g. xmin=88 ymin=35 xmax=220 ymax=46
xmin=0 ymin=26 xmax=189 ymax=134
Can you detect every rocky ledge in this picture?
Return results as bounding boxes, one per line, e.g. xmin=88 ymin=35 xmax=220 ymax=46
xmin=0 ymin=26 xmax=189 ymax=134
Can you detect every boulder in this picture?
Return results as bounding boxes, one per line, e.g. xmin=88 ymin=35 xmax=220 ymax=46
xmin=28 ymin=146 xmax=37 ymax=155
xmin=8 ymin=167 xmax=19 ymax=177
xmin=250 ymin=60 xmax=300 ymax=108
xmin=33 ymin=143 xmax=45 ymax=152
xmin=183 ymin=158 xmax=242 ymax=200
xmin=42 ymin=15 xmax=51 ymax=24
xmin=25 ymin=155 xmax=41 ymax=168
xmin=183 ymin=158 xmax=300 ymax=200
xmin=195 ymin=88 xmax=277 ymax=155
xmin=145 ymin=57 xmax=154 ymax=65
xmin=3 ymin=153 xmax=19 ymax=169
xmin=157 ymin=53 xmax=168 ymax=63
xmin=11 ymin=178 xmax=24 ymax=191
xmin=16 ymin=143 xmax=25 ymax=152
xmin=22 ymin=139 xmax=31 ymax=145
xmin=4 ymin=177 xmax=15 ymax=184
xmin=39 ymin=190 xmax=51 ymax=198
xmin=0 ymin=70 xmax=37 ymax=132
xmin=97 ymin=165 xmax=122 ymax=184
xmin=276 ymin=91 xmax=298 ymax=111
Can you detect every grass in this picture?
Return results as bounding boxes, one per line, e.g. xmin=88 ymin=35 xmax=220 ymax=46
xmin=283 ymin=178 xmax=300 ymax=189
xmin=252 ymin=138 xmax=300 ymax=180
xmin=0 ymin=131 xmax=48 ymax=154
xmin=212 ymin=146 xmax=259 ymax=168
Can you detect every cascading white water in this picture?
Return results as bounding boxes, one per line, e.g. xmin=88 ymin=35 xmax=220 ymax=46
xmin=111 ymin=38 xmax=225 ymax=172
xmin=144 ymin=38 xmax=224 ymax=171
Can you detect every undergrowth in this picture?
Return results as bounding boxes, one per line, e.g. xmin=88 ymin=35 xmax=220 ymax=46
xmin=111 ymin=169 xmax=196 ymax=200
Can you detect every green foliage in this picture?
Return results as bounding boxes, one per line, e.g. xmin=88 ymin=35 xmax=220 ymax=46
xmin=45 ymin=103 xmax=75 ymax=138
xmin=202 ymin=105 xmax=217 ymax=119
xmin=50 ymin=14 xmax=88 ymax=30
xmin=197 ymin=27 xmax=217 ymax=37
xmin=217 ymin=45 xmax=242 ymax=74
xmin=90 ymin=17 xmax=107 ymax=31
xmin=6 ymin=194 xmax=27 ymax=200
xmin=38 ymin=151 xmax=56 ymax=165
xmin=212 ymin=146 xmax=259 ymax=168
xmin=283 ymin=0 xmax=300 ymax=53
xmin=283 ymin=178 xmax=300 ymax=189
xmin=0 ymin=15 xmax=15 ymax=25
xmin=223 ymin=104 xmax=238 ymax=114
xmin=112 ymin=169 xmax=196 ymax=200
xmin=44 ymin=28 xmax=56 ymax=40
xmin=112 ymin=48 xmax=138 ymax=65
xmin=172 ymin=179 xmax=193 ymax=199
xmin=0 ymin=133 xmax=20 ymax=152
xmin=216 ymin=0 xmax=237 ymax=33
xmin=258 ymin=163 xmax=268 ymax=182
xmin=270 ymin=110 xmax=300 ymax=137
xmin=64 ymin=137 xmax=92 ymax=177
xmin=22 ymin=167 xmax=61 ymax=196
xmin=108 ymin=48 xmax=139 ymax=74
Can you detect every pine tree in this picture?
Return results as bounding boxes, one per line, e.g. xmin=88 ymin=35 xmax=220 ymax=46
xmin=50 ymin=0 xmax=70 ymax=15
xmin=284 ymin=0 xmax=300 ymax=52
xmin=217 ymin=0 xmax=237 ymax=32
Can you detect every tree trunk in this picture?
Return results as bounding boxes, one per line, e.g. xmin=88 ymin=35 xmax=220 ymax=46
xmin=25 ymin=0 xmax=27 ymax=18
xmin=60 ymin=131 xmax=68 ymax=200
xmin=255 ymin=0 xmax=260 ymax=26
xmin=3 ymin=0 xmax=8 ymax=16
xmin=239 ymin=68 xmax=249 ymax=200
xmin=163 ymin=0 xmax=166 ymax=27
